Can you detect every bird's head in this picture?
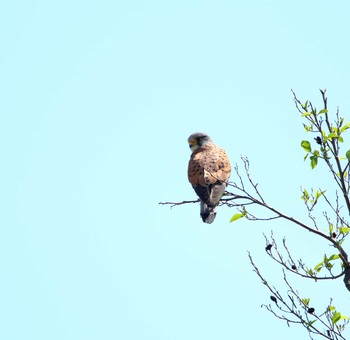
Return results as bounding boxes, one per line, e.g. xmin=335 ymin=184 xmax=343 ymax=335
xmin=187 ymin=132 xmax=212 ymax=152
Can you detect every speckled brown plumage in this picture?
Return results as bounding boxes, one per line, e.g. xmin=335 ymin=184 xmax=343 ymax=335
xmin=187 ymin=133 xmax=231 ymax=223
xmin=188 ymin=143 xmax=231 ymax=187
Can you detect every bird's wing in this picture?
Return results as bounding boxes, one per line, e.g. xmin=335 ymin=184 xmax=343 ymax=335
xmin=188 ymin=145 xmax=231 ymax=204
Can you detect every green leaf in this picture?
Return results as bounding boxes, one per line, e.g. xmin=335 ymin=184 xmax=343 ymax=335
xmin=340 ymin=122 xmax=350 ymax=133
xmin=339 ymin=227 xmax=350 ymax=235
xmin=328 ymin=305 xmax=336 ymax=311
xmin=325 ymin=262 xmax=334 ymax=270
xmin=230 ymin=213 xmax=244 ymax=222
xmin=301 ymin=189 xmax=310 ymax=202
xmin=314 ymin=261 xmax=323 ymax=272
xmin=310 ymin=155 xmax=318 ymax=169
xmin=302 ymin=298 xmax=310 ymax=306
xmin=332 ymin=311 xmax=342 ymax=325
xmin=315 ymin=190 xmax=325 ymax=199
xmin=306 ymin=320 xmax=316 ymax=328
xmin=301 ymin=112 xmax=312 ymax=117
xmin=329 ymin=254 xmax=340 ymax=261
xmin=328 ymin=132 xmax=338 ymax=139
xmin=339 ymin=136 xmax=344 ymax=143
xmin=303 ymin=124 xmax=312 ymax=132
xmin=346 ymin=150 xmax=350 ymax=161
xmin=338 ymin=239 xmax=345 ymax=247
xmin=318 ymin=109 xmax=328 ymax=114
xmin=301 ymin=140 xmax=311 ymax=152
xmin=306 ymin=268 xmax=315 ymax=276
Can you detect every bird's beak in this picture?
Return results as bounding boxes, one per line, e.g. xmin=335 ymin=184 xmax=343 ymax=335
xmin=188 ymin=139 xmax=198 ymax=152
xmin=188 ymin=139 xmax=196 ymax=147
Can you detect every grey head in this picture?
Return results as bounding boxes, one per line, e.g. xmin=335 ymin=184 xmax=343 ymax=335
xmin=187 ymin=132 xmax=213 ymax=152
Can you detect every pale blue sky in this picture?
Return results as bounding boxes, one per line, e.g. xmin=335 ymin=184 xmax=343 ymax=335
xmin=1 ymin=1 xmax=350 ymax=339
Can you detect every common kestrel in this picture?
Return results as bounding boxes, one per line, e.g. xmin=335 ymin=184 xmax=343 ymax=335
xmin=187 ymin=132 xmax=231 ymax=223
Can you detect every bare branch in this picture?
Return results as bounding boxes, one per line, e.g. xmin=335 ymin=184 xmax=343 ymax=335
xmin=264 ymin=233 xmax=345 ymax=281
xmin=249 ymin=252 xmax=348 ymax=339
xmin=159 ymin=199 xmax=199 ymax=208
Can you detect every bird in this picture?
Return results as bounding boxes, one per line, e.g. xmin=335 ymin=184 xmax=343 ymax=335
xmin=187 ymin=132 xmax=231 ymax=223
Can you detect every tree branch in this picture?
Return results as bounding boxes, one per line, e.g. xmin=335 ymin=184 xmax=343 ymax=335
xmin=159 ymin=199 xmax=199 ymax=208
xmin=249 ymin=252 xmax=348 ymax=339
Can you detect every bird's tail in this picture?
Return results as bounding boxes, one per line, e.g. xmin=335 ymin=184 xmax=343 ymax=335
xmin=200 ymin=201 xmax=217 ymax=224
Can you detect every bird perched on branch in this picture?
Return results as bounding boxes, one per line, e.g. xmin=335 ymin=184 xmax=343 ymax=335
xmin=187 ymin=132 xmax=231 ymax=223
